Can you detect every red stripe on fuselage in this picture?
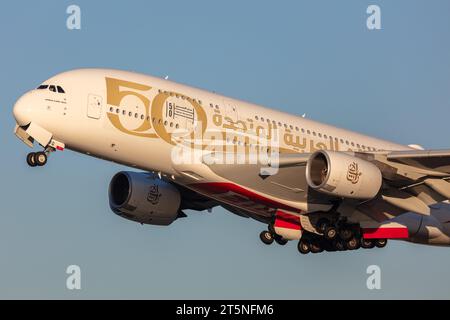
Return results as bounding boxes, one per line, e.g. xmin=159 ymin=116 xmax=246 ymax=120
xmin=362 ymin=227 xmax=409 ymax=239
xmin=274 ymin=210 xmax=302 ymax=230
xmin=190 ymin=182 xmax=302 ymax=213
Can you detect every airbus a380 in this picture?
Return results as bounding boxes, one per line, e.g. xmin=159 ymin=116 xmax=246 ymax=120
xmin=12 ymin=68 xmax=450 ymax=254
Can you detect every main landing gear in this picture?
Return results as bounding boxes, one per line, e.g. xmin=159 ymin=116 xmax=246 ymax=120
xmin=26 ymin=149 xmax=52 ymax=167
xmin=258 ymin=223 xmax=388 ymax=254
xmin=296 ymin=228 xmax=388 ymax=255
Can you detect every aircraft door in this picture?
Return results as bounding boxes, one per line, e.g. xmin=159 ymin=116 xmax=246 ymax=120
xmin=87 ymin=94 xmax=103 ymax=119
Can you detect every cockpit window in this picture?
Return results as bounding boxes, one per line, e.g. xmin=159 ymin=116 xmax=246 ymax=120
xmin=37 ymin=85 xmax=48 ymax=90
xmin=57 ymin=86 xmax=65 ymax=93
xmin=49 ymin=85 xmax=56 ymax=92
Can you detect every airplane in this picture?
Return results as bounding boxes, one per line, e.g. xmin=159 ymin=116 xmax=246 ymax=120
xmin=12 ymin=68 xmax=450 ymax=254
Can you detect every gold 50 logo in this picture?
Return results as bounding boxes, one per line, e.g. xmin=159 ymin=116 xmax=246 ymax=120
xmin=105 ymin=77 xmax=207 ymax=145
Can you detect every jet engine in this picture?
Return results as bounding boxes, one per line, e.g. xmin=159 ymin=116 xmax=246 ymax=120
xmin=108 ymin=171 xmax=181 ymax=225
xmin=306 ymin=150 xmax=382 ymax=200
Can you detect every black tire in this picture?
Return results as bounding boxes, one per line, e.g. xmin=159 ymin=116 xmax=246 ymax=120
xmin=316 ymin=218 xmax=330 ymax=233
xmin=26 ymin=153 xmax=37 ymax=167
xmin=361 ymin=238 xmax=375 ymax=249
xmin=310 ymin=240 xmax=323 ymax=253
xmin=35 ymin=152 xmax=47 ymax=166
xmin=339 ymin=227 xmax=354 ymax=241
xmin=322 ymin=240 xmax=336 ymax=252
xmin=274 ymin=235 xmax=288 ymax=246
xmin=260 ymin=231 xmax=274 ymax=245
xmin=297 ymin=240 xmax=310 ymax=254
xmin=333 ymin=239 xmax=346 ymax=251
xmin=346 ymin=237 xmax=360 ymax=250
xmin=375 ymin=239 xmax=387 ymax=248
xmin=324 ymin=226 xmax=338 ymax=240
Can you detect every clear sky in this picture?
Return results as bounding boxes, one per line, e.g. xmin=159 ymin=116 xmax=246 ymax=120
xmin=1 ymin=0 xmax=450 ymax=299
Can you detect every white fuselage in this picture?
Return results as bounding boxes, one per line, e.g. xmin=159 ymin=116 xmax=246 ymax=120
xmin=13 ymin=68 xmax=410 ymax=168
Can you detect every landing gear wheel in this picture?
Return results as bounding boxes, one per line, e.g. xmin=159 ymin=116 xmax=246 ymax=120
xmin=333 ymin=239 xmax=346 ymax=251
xmin=310 ymin=240 xmax=323 ymax=253
xmin=34 ymin=152 xmax=47 ymax=166
xmin=26 ymin=153 xmax=37 ymax=167
xmin=361 ymin=239 xmax=375 ymax=249
xmin=274 ymin=235 xmax=288 ymax=246
xmin=297 ymin=240 xmax=311 ymax=254
xmin=316 ymin=218 xmax=330 ymax=234
xmin=346 ymin=237 xmax=360 ymax=250
xmin=260 ymin=231 xmax=274 ymax=245
xmin=324 ymin=226 xmax=338 ymax=240
xmin=375 ymin=239 xmax=387 ymax=248
xmin=322 ymin=240 xmax=336 ymax=252
xmin=339 ymin=227 xmax=353 ymax=241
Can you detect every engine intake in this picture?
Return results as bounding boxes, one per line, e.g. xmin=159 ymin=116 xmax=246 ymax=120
xmin=306 ymin=150 xmax=382 ymax=200
xmin=109 ymin=171 xmax=181 ymax=225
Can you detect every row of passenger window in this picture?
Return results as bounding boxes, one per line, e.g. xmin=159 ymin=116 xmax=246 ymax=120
xmin=109 ymin=107 xmax=181 ymax=129
xmin=157 ymin=89 xmax=202 ymax=105
xmin=203 ymin=100 xmax=378 ymax=152
xmin=253 ymin=115 xmax=378 ymax=151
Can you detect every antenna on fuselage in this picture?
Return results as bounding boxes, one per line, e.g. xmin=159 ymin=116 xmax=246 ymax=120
xmin=164 ymin=75 xmax=169 ymax=80
xmin=302 ymin=113 xmax=306 ymax=118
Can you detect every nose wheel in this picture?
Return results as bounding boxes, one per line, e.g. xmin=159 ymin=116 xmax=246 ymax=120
xmin=26 ymin=151 xmax=48 ymax=167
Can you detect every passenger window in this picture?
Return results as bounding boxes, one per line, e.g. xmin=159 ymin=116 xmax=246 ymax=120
xmin=57 ymin=86 xmax=65 ymax=93
xmin=49 ymin=85 xmax=56 ymax=92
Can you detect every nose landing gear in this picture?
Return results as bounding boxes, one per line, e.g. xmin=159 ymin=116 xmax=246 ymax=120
xmin=26 ymin=149 xmax=51 ymax=167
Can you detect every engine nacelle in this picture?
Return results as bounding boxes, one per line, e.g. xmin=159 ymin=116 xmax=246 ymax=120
xmin=306 ymin=150 xmax=382 ymax=200
xmin=108 ymin=171 xmax=181 ymax=225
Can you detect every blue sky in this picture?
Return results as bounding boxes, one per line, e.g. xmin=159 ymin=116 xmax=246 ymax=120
xmin=1 ymin=0 xmax=450 ymax=299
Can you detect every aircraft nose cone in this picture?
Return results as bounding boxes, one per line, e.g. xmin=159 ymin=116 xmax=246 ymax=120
xmin=13 ymin=94 xmax=32 ymax=126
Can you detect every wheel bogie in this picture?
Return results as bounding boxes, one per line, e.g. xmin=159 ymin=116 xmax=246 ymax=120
xmin=26 ymin=151 xmax=48 ymax=167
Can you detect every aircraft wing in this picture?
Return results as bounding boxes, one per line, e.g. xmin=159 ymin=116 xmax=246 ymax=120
xmin=195 ymin=149 xmax=450 ymax=223
xmin=386 ymin=149 xmax=450 ymax=174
